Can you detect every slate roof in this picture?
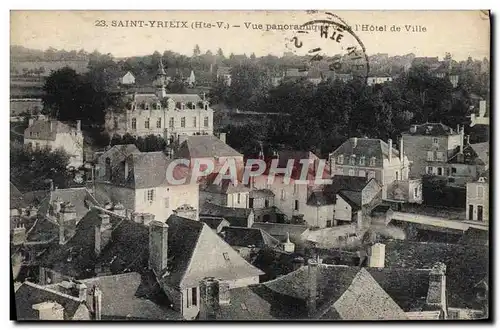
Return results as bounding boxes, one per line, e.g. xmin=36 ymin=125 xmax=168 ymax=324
xmin=166 ymin=94 xmax=203 ymax=104
xmin=176 ymin=135 xmax=242 ymax=159
xmin=200 ymin=201 xmax=253 ymax=227
xmin=163 ymin=215 xmax=264 ymax=288
xmin=10 ymin=182 xmax=27 ymax=209
xmin=384 ymin=240 xmax=489 ymax=310
xmin=403 ymin=122 xmax=457 ymax=136
xmin=15 ymin=281 xmax=86 ymax=320
xmin=220 ymin=265 xmax=407 ymax=320
xmin=37 ymin=187 xmax=97 ymax=222
xmin=199 ymin=216 xmax=230 ymax=231
xmin=307 ymin=190 xmax=335 ymax=206
xmin=202 ymin=180 xmax=251 ymax=195
xmin=470 ymin=142 xmax=489 ymax=165
xmin=80 ymin=272 xmax=181 ymax=320
xmin=97 ymin=144 xmax=140 ymax=164
xmin=249 ymin=189 xmax=275 ymax=199
xmin=330 ymin=138 xmax=400 ymax=167
xmin=24 ymin=120 xmax=79 ymax=141
xmin=127 ymin=152 xmax=173 ymax=189
xmin=323 ymin=175 xmax=372 ymax=205
xmin=221 ymin=226 xmax=280 ymax=248
xmin=337 ymin=191 xmax=362 ymax=211
xmin=22 ymin=190 xmax=51 ymax=206
xmin=251 ymin=222 xmax=308 ymax=242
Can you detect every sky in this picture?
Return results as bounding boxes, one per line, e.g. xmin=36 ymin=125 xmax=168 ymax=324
xmin=10 ymin=10 xmax=490 ymax=61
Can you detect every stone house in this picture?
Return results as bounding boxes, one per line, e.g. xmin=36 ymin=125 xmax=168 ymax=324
xmin=466 ymin=174 xmax=489 ymax=222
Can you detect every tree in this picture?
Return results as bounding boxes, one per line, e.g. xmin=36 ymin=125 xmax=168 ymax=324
xmin=42 ymin=67 xmax=84 ymax=120
xmin=193 ymin=44 xmax=201 ymax=57
xmin=250 ymin=53 xmax=256 ymax=61
xmin=217 ymin=48 xmax=224 ymax=58
xmin=10 ymin=141 xmax=72 ymax=192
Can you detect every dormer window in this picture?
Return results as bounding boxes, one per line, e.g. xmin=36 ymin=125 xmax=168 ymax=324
xmin=337 ymin=155 xmax=344 ymax=164
xmin=204 ymin=103 xmax=208 ymax=110
xmin=370 ymin=157 xmax=376 ymax=166
xmin=181 ymin=103 xmax=185 ymax=110
xmin=359 ymin=156 xmax=366 ymax=166
xmin=144 ymin=103 xmax=149 ymax=110
xmin=350 ymin=155 xmax=356 ymax=165
xmin=157 ymin=102 xmax=161 ymax=110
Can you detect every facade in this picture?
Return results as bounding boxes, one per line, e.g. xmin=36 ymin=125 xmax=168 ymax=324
xmin=449 ymin=75 xmax=459 ymax=88
xmin=366 ymin=76 xmax=393 ymax=86
xmin=401 ymin=123 xmax=464 ymax=179
xmin=328 ymin=137 xmax=417 ymax=201
xmin=24 ymin=118 xmax=84 ymax=167
xmin=94 ymin=146 xmax=199 ymax=222
xmin=119 ymin=71 xmax=136 ymax=85
xmin=470 ymin=99 xmax=489 ymax=127
xmin=466 ymin=175 xmax=489 ymax=222
xmin=105 ymin=60 xmax=214 ymax=141
xmin=444 ymin=142 xmax=489 ymax=186
xmin=216 ymin=66 xmax=232 ymax=86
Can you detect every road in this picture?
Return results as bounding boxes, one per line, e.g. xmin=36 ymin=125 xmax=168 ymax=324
xmin=391 ymin=211 xmax=488 ymax=232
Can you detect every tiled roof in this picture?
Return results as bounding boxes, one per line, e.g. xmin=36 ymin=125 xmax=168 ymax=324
xmin=221 ymin=226 xmax=280 ymax=248
xmin=200 ymin=201 xmax=253 ymax=227
xmin=80 ymin=272 xmax=181 ymax=320
xmin=403 ymin=122 xmax=457 ymax=136
xmin=251 ymin=222 xmax=308 ymax=242
xmin=24 ymin=120 xmax=79 ymax=141
xmin=331 ymin=138 xmax=400 ymax=167
xmin=10 ymin=182 xmax=27 ymax=209
xmin=176 ymin=135 xmax=242 ymax=159
xmin=165 ymin=215 xmax=264 ymax=288
xmin=15 ymin=281 xmax=86 ymax=320
xmin=384 ymin=240 xmax=488 ymax=310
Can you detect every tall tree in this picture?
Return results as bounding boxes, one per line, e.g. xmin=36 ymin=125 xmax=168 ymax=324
xmin=193 ymin=44 xmax=201 ymax=57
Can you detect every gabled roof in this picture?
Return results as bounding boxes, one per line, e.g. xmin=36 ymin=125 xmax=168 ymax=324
xmin=24 ymin=120 xmax=79 ymax=141
xmin=331 ymin=138 xmax=400 ymax=167
xmin=80 ymin=272 xmax=181 ymax=320
xmin=37 ymin=187 xmax=97 ymax=221
xmin=307 ymin=191 xmax=335 ymax=206
xmin=249 ymin=189 xmax=275 ymax=199
xmin=127 ymin=152 xmax=173 ymax=189
xmin=199 ymin=216 xmax=230 ymax=231
xmin=251 ymin=222 xmax=308 ymax=242
xmin=98 ymin=144 xmax=140 ymax=164
xmin=470 ymin=142 xmax=489 ymax=165
xmin=10 ymin=182 xmax=27 ymax=209
xmin=403 ymin=122 xmax=457 ymax=136
xmin=325 ymin=175 xmax=370 ymax=196
xmin=448 ymin=143 xmax=488 ymax=165
xmin=165 ymin=215 xmax=264 ymax=288
xmin=15 ymin=281 xmax=86 ymax=320
xmin=200 ymin=201 xmax=253 ymax=227
xmin=337 ymin=191 xmax=362 ymax=211
xmin=221 ymin=226 xmax=280 ymax=248
xmin=202 ymin=180 xmax=251 ymax=195
xmin=176 ymin=135 xmax=242 ymax=159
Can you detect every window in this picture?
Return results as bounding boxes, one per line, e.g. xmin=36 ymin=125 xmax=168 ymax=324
xmin=193 ymin=117 xmax=197 ymax=128
xmin=164 ymin=197 xmax=170 ymax=208
xmin=156 ymin=118 xmax=162 ymax=128
xmin=35 ymin=142 xmax=40 ymax=150
xmin=145 ymin=103 xmax=150 ymax=110
xmin=414 ymin=187 xmax=418 ymax=198
xmin=348 ymin=169 xmax=355 ymax=176
xmin=433 ymin=137 xmax=439 ymax=146
xmin=147 ymin=189 xmax=155 ymax=202
xmin=451 ymin=167 xmax=457 ymax=174
xmin=468 ymin=205 xmax=474 ymax=220
xmin=326 ymin=220 xmax=332 ymax=227
xmin=427 ymin=151 xmax=433 ymax=161
xmin=427 ymin=166 xmax=433 ymax=174
xmin=436 ymin=152 xmax=444 ymax=161
xmin=337 ymin=155 xmax=344 ymax=164
xmin=478 ymin=186 xmax=484 ymax=198
xmin=181 ymin=117 xmax=186 ymax=128
xmin=437 ymin=167 xmax=443 ymax=176
xmin=477 ymin=205 xmax=483 ymax=221
xmin=294 ymin=200 xmax=299 ymax=211
xmin=293 ymin=183 xmax=298 ymax=195
xmin=281 ymin=189 xmax=286 ymax=200
xmin=359 ymin=156 xmax=366 ymax=166
xmin=191 ymin=287 xmax=197 ymax=307
xmin=204 ymin=116 xmax=209 ymax=127
xmin=223 ymin=252 xmax=230 ymax=261
xmin=370 ymin=157 xmax=376 ymax=166
xmin=169 ymin=117 xmax=174 ymax=128
xmin=237 ymin=193 xmax=241 ymax=204
xmin=145 ymin=118 xmax=150 ymax=129
xmin=264 ymin=199 xmax=269 ymax=208
xmin=359 ymin=170 xmax=366 ymax=178
xmin=350 ymin=155 xmax=356 ymax=165
xmin=131 ymin=118 xmax=137 ymax=129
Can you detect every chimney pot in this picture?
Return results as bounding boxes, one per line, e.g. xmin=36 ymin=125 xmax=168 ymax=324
xmin=388 ymin=139 xmax=393 ymax=163
xmin=410 ymin=125 xmax=417 ymax=133
xmin=149 ymin=221 xmax=169 ymax=277
xmin=307 ymin=258 xmax=319 ymax=317
xmin=368 ymin=243 xmax=386 ymax=268
xmin=93 ymin=286 xmax=103 ymax=321
xmin=353 ymin=137 xmax=358 ymax=148
xmin=76 ymin=120 xmax=81 ymax=131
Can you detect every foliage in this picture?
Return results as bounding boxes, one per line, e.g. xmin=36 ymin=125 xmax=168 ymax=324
xmin=10 ymin=141 xmax=72 ymax=192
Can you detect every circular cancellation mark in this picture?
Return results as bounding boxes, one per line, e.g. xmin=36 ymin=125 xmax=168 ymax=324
xmin=285 ymin=11 xmax=370 ymax=84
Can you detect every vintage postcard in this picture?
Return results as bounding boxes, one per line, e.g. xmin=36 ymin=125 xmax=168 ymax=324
xmin=10 ymin=10 xmax=490 ymax=321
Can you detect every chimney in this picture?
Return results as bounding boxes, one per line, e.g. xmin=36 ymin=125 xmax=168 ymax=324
xmin=307 ymin=258 xmax=319 ymax=317
xmin=76 ymin=120 xmax=81 ymax=131
xmin=149 ymin=220 xmax=169 ymax=277
xmin=368 ymin=243 xmax=386 ymax=268
xmin=460 ymin=126 xmax=464 ymax=153
xmin=479 ymin=100 xmax=486 ymax=117
xmin=32 ymin=301 xmax=65 ymax=320
xmin=49 ymin=120 xmax=54 ymax=132
xmin=410 ymin=125 xmax=417 ymax=133
xmin=219 ymin=132 xmax=226 ymax=144
xmin=426 ymin=262 xmax=447 ymax=318
xmin=199 ymin=277 xmax=219 ymax=320
xmin=60 ymin=202 xmax=77 ymax=223
xmin=352 ymin=137 xmax=358 ymax=148
xmin=173 ymin=204 xmax=198 ymax=221
xmin=12 ymin=225 xmax=27 ymax=245
xmin=93 ymin=286 xmax=103 ymax=321
xmin=51 ymin=197 xmax=63 ymax=216
xmin=399 ymin=138 xmax=404 ymax=163
xmin=456 ymin=124 xmax=460 ymax=134
xmin=282 ymin=232 xmax=295 ymax=253
xmin=388 ymin=139 xmax=393 ymax=163
xmin=28 ymin=118 xmax=34 ymax=126
xmin=94 ymin=213 xmax=112 ymax=256
xmin=466 ymin=135 xmax=470 ymax=145
xmin=124 ymin=161 xmax=129 ymax=180
xmin=112 ymin=203 xmax=126 ymax=217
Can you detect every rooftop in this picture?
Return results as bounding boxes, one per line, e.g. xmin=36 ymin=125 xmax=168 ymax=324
xmin=176 ymin=135 xmax=242 ymax=159
xmin=221 ymin=226 xmax=280 ymax=249
xmin=403 ymin=123 xmax=458 ymax=136
xmin=331 ymin=138 xmax=400 ymax=167
xmin=24 ymin=120 xmax=79 ymax=141
xmin=200 ymin=201 xmax=253 ymax=227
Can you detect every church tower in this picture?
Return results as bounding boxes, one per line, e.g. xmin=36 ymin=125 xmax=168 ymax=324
xmin=154 ymin=58 xmax=167 ymax=98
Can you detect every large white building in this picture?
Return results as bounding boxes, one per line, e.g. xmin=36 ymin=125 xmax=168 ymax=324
xmin=105 ymin=60 xmax=214 ymax=143
xmin=24 ymin=118 xmax=84 ymax=167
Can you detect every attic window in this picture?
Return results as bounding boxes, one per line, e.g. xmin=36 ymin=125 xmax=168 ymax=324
xmin=223 ymin=252 xmax=230 ymax=261
xmin=349 ymin=155 xmax=356 ymax=165
xmin=337 ymin=155 xmax=344 ymax=164
xmin=370 ymin=157 xmax=376 ymax=166
xmin=478 ymin=177 xmax=486 ymax=183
